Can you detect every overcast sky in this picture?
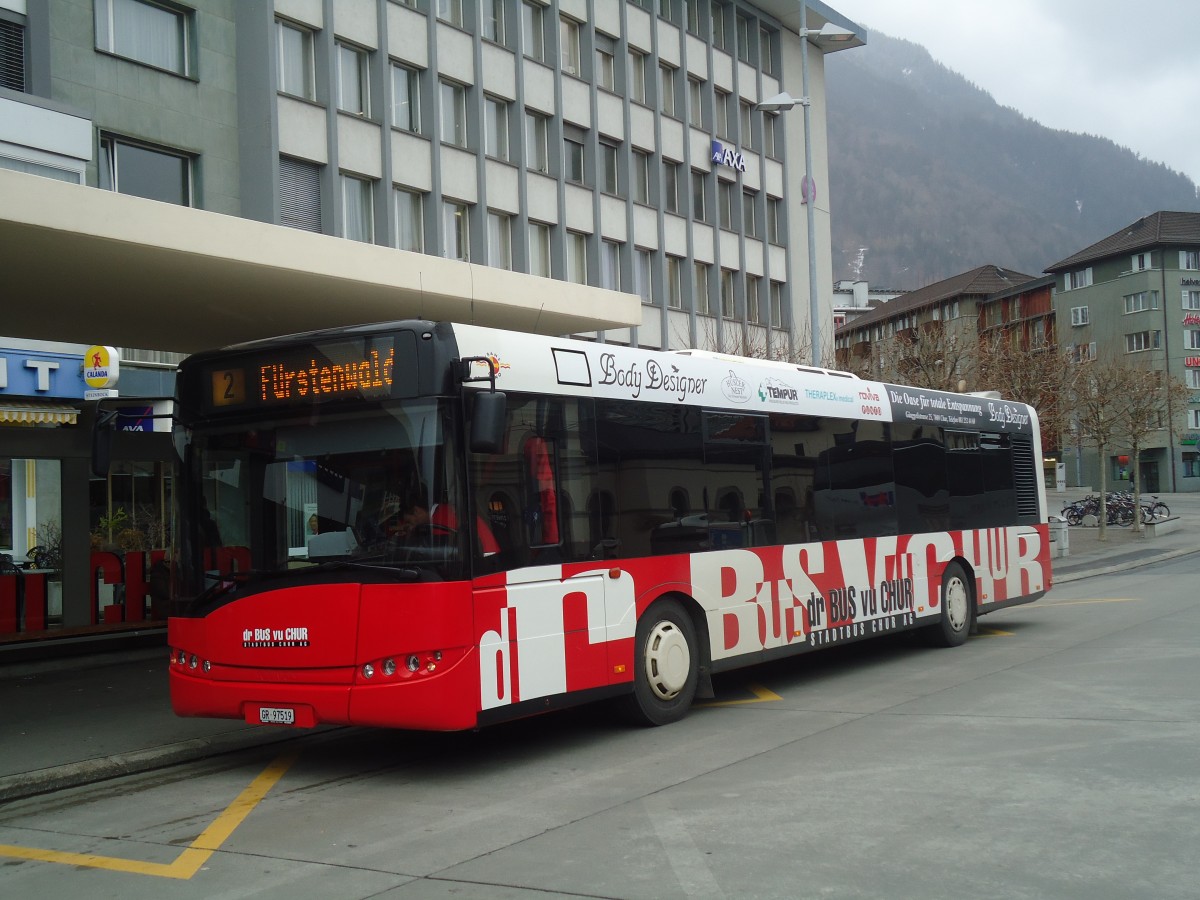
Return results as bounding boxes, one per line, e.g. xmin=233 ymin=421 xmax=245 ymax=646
xmin=830 ymin=0 xmax=1200 ymax=187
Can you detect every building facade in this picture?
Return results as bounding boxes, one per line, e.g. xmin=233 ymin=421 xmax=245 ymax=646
xmin=0 ymin=0 xmax=863 ymax=641
xmin=240 ymin=0 xmax=860 ymax=356
xmin=833 ymin=264 xmax=1036 ymax=388
xmin=3 ymin=0 xmax=863 ymax=358
xmin=1047 ymin=211 xmax=1200 ymax=493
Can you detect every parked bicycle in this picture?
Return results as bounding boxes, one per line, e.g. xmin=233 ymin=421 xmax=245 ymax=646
xmin=1142 ymin=495 xmax=1170 ymax=520
xmin=1061 ymin=492 xmax=1159 ymax=526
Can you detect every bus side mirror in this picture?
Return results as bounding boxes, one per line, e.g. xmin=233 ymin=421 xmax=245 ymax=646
xmin=470 ymin=391 xmax=506 ymax=454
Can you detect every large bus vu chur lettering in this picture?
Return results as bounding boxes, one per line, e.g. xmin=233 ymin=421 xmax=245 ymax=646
xmin=163 ymin=320 xmax=1050 ymax=730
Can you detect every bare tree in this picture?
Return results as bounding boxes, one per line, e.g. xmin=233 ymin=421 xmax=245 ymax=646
xmin=974 ymin=332 xmax=1079 ymax=457
xmin=1115 ymin=365 xmax=1188 ymax=533
xmin=851 ymin=320 xmax=978 ymax=391
xmin=681 ymin=316 xmax=838 ymax=368
xmin=1069 ymin=356 xmax=1143 ymax=541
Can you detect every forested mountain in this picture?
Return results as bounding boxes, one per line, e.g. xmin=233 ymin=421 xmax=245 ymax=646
xmin=825 ymin=31 xmax=1200 ymax=290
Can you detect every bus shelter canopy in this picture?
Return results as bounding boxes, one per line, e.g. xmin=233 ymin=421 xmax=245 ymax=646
xmin=0 ymin=170 xmax=642 ymax=355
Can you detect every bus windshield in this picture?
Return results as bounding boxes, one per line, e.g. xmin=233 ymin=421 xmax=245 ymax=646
xmin=176 ymin=398 xmax=468 ymax=603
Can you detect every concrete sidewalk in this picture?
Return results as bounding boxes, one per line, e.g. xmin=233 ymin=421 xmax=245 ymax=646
xmin=1 ymin=493 xmax=1195 ymax=803
xmin=0 ymin=647 xmax=328 ymax=802
xmin=1047 ymin=488 xmax=1198 ymax=583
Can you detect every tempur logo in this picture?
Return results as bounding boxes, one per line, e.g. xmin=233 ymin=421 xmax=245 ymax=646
xmin=758 ymin=377 xmax=799 ymax=404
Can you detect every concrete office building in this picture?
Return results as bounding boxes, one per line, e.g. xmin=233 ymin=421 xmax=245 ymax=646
xmin=3 ymin=0 xmax=864 ymax=358
xmin=0 ymin=0 xmax=864 ymax=642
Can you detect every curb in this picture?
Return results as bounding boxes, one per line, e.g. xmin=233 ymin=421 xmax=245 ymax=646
xmin=1053 ymin=546 xmax=1198 ymax=584
xmin=0 ymin=726 xmax=333 ymax=804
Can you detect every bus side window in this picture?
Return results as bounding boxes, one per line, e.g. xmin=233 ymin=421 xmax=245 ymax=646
xmin=468 ymin=394 xmax=586 ymax=570
xmin=715 ymin=487 xmax=744 ymax=522
xmin=522 ymin=434 xmax=560 ymax=550
xmin=669 ymin=488 xmax=689 ymax=518
xmin=588 ymin=490 xmax=617 ymax=558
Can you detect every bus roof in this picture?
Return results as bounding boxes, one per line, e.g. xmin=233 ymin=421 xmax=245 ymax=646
xmin=179 ymin=319 xmax=1037 ymax=436
xmin=449 ymin=323 xmax=1037 ymax=436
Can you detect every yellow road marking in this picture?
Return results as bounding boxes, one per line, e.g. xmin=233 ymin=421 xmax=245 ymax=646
xmin=0 ymin=751 xmax=297 ymax=879
xmin=975 ymin=627 xmax=1013 ymax=637
xmin=1042 ymin=597 xmax=1140 ymax=608
xmin=699 ymin=683 xmax=783 ymax=708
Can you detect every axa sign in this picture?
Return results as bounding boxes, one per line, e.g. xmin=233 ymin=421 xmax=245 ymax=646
xmin=711 ymin=140 xmax=747 ymax=173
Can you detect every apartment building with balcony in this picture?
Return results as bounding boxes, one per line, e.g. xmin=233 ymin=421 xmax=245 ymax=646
xmin=833 ymin=264 xmax=1035 ymax=387
xmin=1047 ymin=211 xmax=1200 ymax=492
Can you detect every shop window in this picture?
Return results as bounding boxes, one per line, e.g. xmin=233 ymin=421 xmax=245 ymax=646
xmin=0 ymin=457 xmax=12 ymax=551
xmin=91 ymin=461 xmax=171 ymax=553
xmin=1183 ymin=453 xmax=1200 ymax=478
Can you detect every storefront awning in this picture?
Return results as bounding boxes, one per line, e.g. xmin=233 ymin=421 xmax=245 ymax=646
xmin=0 ymin=402 xmax=79 ymax=426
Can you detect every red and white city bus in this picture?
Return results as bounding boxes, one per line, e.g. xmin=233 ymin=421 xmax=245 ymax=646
xmin=164 ymin=320 xmax=1050 ymax=730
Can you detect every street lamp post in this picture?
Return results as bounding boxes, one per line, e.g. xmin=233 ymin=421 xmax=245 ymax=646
xmin=756 ymin=7 xmax=855 ymax=365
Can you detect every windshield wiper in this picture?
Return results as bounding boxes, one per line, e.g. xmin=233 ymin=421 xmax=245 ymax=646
xmin=305 ymin=557 xmax=423 ymax=579
xmin=190 ymin=558 xmax=426 ymax=612
xmin=193 ymin=568 xmax=290 ymax=610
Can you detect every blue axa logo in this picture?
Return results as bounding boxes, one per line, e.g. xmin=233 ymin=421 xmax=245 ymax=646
xmin=758 ymin=377 xmax=799 ymax=404
xmin=721 ymin=370 xmax=751 ymax=403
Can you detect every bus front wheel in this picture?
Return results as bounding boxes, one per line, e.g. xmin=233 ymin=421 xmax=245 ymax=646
xmin=927 ymin=562 xmax=972 ymax=648
xmin=621 ymin=599 xmax=699 ymax=726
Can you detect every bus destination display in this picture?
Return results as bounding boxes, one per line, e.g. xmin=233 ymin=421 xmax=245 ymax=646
xmin=205 ymin=338 xmax=396 ymax=411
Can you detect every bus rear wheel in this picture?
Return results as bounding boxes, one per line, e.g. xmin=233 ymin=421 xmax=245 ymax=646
xmin=926 ymin=562 xmax=972 ymax=648
xmin=621 ymin=599 xmax=699 ymax=726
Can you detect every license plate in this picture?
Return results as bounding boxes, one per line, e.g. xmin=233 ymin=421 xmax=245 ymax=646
xmin=258 ymin=707 xmax=295 ymax=725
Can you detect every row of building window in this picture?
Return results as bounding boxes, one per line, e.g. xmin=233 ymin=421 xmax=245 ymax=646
xmin=88 ymin=111 xmax=785 ymax=245
xmin=1119 ymin=329 xmax=1200 ymax=353
xmin=1070 ymin=292 xmax=1200 ymax=326
xmin=403 ymin=0 xmax=780 ymax=74
xmin=277 ymin=20 xmax=783 ymax=160
xmin=86 ymin=0 xmax=782 ymax=84
xmin=1064 ymin=252 xmax=1200 ymax=291
xmin=294 ymin=159 xmax=783 ymax=325
xmin=85 ymin=0 xmax=787 ymax=141
xmin=335 ymin=151 xmax=786 ymax=277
